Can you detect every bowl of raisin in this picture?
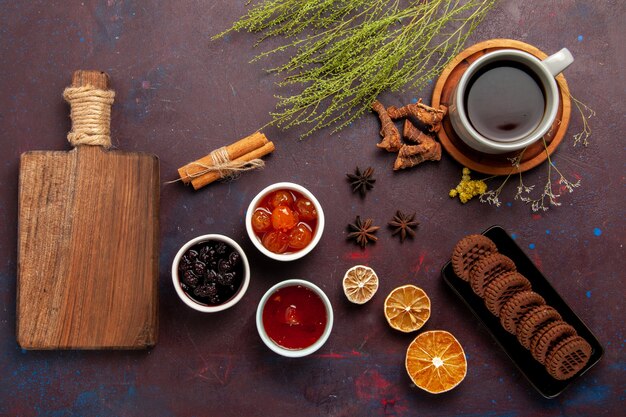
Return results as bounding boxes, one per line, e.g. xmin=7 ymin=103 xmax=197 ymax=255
xmin=246 ymin=182 xmax=325 ymax=261
xmin=172 ymin=234 xmax=250 ymax=312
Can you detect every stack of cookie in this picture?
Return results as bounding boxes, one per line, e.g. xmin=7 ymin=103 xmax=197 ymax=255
xmin=451 ymin=234 xmax=592 ymax=381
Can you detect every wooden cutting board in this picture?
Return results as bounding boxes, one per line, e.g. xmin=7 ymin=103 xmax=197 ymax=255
xmin=17 ymin=70 xmax=159 ymax=349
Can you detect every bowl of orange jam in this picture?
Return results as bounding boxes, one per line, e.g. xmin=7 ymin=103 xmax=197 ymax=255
xmin=245 ymin=182 xmax=324 ymax=261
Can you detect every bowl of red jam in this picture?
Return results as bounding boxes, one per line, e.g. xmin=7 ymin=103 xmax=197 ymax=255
xmin=246 ymin=182 xmax=325 ymax=261
xmin=172 ymin=234 xmax=250 ymax=313
xmin=256 ymin=279 xmax=333 ymax=357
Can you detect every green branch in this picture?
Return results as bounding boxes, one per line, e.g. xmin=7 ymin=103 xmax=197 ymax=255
xmin=214 ymin=0 xmax=497 ymax=137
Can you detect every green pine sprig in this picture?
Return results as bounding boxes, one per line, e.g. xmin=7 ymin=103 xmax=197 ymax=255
xmin=214 ymin=0 xmax=497 ymax=137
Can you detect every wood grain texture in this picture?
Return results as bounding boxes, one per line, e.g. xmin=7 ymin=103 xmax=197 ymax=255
xmin=17 ymin=147 xmax=159 ymax=349
xmin=71 ymin=69 xmax=110 ymax=89
xmin=16 ymin=71 xmax=159 ymax=349
xmin=431 ymin=39 xmax=571 ymax=175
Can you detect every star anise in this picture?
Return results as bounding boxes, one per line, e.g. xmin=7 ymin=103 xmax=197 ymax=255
xmin=348 ymin=216 xmax=380 ymax=248
xmin=347 ymin=166 xmax=375 ymax=196
xmin=388 ymin=210 xmax=419 ymax=242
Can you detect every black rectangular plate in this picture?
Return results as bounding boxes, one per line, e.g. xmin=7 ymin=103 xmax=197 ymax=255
xmin=441 ymin=225 xmax=603 ymax=398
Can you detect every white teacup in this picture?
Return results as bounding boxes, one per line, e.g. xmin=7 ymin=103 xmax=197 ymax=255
xmin=449 ymin=48 xmax=574 ymax=154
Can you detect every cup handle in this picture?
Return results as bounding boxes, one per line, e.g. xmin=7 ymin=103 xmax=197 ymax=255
xmin=541 ymin=48 xmax=574 ymax=76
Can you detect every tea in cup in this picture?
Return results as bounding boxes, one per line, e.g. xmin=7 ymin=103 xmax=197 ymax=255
xmin=449 ymin=48 xmax=574 ymax=154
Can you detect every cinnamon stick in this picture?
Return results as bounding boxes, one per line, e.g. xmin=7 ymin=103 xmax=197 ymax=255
xmin=178 ymin=132 xmax=268 ymax=183
xmin=190 ymin=141 xmax=276 ymax=190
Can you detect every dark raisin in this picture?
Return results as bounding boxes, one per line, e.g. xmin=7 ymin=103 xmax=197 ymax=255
xmin=229 ymin=251 xmax=240 ymax=265
xmin=187 ymin=249 xmax=199 ymax=260
xmin=193 ymin=260 xmax=206 ymax=276
xmin=217 ymin=272 xmax=235 ymax=287
xmin=199 ymin=245 xmax=215 ymax=263
xmin=218 ymin=259 xmax=232 ymax=273
xmin=194 ymin=283 xmax=217 ymax=299
xmin=183 ymin=270 xmax=199 ymax=288
xmin=205 ymin=270 xmax=218 ymax=284
xmin=215 ymin=242 xmax=227 ymax=255
xmin=180 ymin=256 xmax=193 ymax=271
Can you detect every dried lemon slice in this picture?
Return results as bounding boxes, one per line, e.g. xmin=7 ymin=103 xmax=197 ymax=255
xmin=342 ymin=265 xmax=379 ymax=304
xmin=384 ymin=284 xmax=430 ymax=332
xmin=405 ymin=330 xmax=467 ymax=394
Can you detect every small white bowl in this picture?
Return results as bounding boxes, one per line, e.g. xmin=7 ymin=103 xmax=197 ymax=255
xmin=245 ymin=182 xmax=325 ymax=261
xmin=171 ymin=234 xmax=250 ymax=313
xmin=256 ymin=279 xmax=333 ymax=358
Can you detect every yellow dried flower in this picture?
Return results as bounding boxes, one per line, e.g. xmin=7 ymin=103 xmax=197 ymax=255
xmin=449 ymin=167 xmax=487 ymax=204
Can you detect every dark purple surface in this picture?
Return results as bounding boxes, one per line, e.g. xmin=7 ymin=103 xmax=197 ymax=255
xmin=1 ymin=1 xmax=624 ymax=416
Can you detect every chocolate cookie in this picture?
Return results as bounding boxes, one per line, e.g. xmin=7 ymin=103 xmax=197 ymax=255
xmin=451 ymin=235 xmax=497 ymax=282
xmin=469 ymin=253 xmax=517 ymax=297
xmin=516 ymin=305 xmax=562 ymax=349
xmin=483 ymin=272 xmax=532 ymax=316
xmin=499 ymin=290 xmax=545 ymax=335
xmin=545 ymin=335 xmax=592 ymax=380
xmin=530 ymin=320 xmax=577 ymax=365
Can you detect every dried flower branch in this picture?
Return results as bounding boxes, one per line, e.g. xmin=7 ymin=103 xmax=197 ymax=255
xmin=520 ymin=138 xmax=581 ymax=211
xmin=477 ymin=152 xmax=524 ymax=208
xmin=570 ymin=95 xmax=595 ymax=147
xmin=472 ymin=94 xmax=593 ymax=212
xmin=477 ymin=138 xmax=582 ymax=212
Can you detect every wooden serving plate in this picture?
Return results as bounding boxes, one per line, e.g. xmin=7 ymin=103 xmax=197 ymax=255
xmin=432 ymin=39 xmax=572 ymax=175
xmin=17 ymin=71 xmax=160 ymax=349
